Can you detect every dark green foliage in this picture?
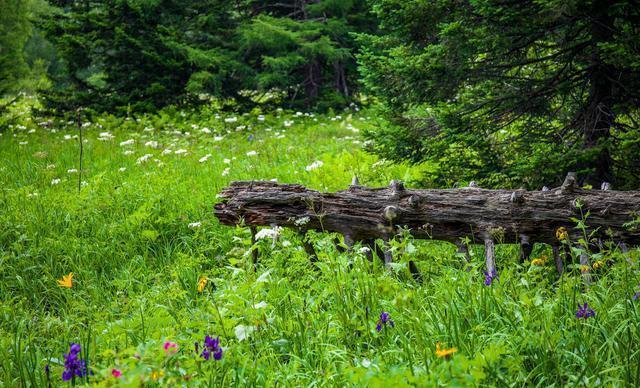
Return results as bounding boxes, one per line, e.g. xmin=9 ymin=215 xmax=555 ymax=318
xmin=237 ymin=0 xmax=375 ymax=109
xmin=40 ymin=0 xmax=243 ymax=113
xmin=359 ymin=0 xmax=640 ymax=188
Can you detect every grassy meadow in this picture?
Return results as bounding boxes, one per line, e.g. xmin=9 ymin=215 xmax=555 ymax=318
xmin=1 ymin=98 xmax=639 ymax=386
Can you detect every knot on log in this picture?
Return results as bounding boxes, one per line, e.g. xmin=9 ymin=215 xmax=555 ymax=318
xmin=384 ymin=205 xmax=399 ymax=222
xmin=560 ymin=172 xmax=577 ymax=194
xmin=510 ymin=190 xmax=525 ymax=204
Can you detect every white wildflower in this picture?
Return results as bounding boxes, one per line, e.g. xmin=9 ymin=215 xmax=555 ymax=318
xmin=294 ymin=217 xmax=310 ymax=226
xmin=119 ymin=139 xmax=135 ymax=146
xmin=19 ymin=141 xmax=28 ymax=145
xmin=283 ymin=120 xmax=293 ymax=127
xmin=123 ymin=150 xmax=134 ymax=155
xmin=214 ymin=136 xmax=224 ymax=141
xmin=161 ymin=148 xmax=172 ymax=155
xmin=174 ymin=149 xmax=188 ymax=155
xmin=305 ymin=160 xmax=324 ymax=171
xmin=118 ymin=167 xmax=126 ymax=172
xmin=46 ymin=164 xmax=56 ymax=169
xmin=246 ymin=151 xmax=258 ymax=156
xmin=224 ymin=117 xmax=238 ymax=123
xmin=222 ymin=167 xmax=230 ymax=176
xmin=51 ymin=178 xmax=61 ymax=185
xmin=188 ymin=222 xmax=202 ymax=229
xmin=136 ymin=154 xmax=153 ymax=164
xmin=199 ymin=154 xmax=212 ymax=163
xmin=257 ymin=115 xmax=265 ymax=121
xmin=201 ymin=127 xmax=211 ymax=134
xmin=67 ymin=169 xmax=78 ymax=174
xmin=359 ymin=247 xmax=371 ymax=254
xmin=144 ymin=140 xmax=158 ymax=148
xmin=223 ymin=158 xmax=231 ymax=164
xmin=255 ymin=227 xmax=281 ymax=240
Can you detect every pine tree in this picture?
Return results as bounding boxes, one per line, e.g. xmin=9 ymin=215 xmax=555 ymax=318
xmin=359 ymin=0 xmax=640 ymax=188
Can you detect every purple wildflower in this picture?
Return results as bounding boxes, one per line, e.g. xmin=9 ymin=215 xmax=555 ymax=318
xmin=633 ymin=292 xmax=640 ymax=301
xmin=200 ymin=335 xmax=223 ymax=361
xmin=62 ymin=342 xmax=87 ymax=382
xmin=483 ymin=269 xmax=498 ymax=286
xmin=376 ymin=311 xmax=395 ymax=332
xmin=575 ymin=302 xmax=595 ymax=319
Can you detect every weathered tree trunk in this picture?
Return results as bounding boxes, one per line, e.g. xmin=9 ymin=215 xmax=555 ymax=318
xmin=214 ymin=178 xmax=640 ymax=246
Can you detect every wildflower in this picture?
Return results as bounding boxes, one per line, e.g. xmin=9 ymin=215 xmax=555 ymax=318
xmin=223 ymin=158 xmax=231 ymax=164
xmin=174 ymin=149 xmax=188 ymax=155
xmin=293 ymin=216 xmax=310 ymax=226
xmin=483 ymin=269 xmax=498 ymax=286
xmin=144 ymin=140 xmax=158 ymax=148
xmin=111 ymin=369 xmax=122 ymax=378
xmin=592 ymin=260 xmax=605 ymax=270
xmin=246 ymin=150 xmax=258 ymax=156
xmin=57 ymin=272 xmax=73 ymax=288
xmin=199 ymin=154 xmax=212 ymax=163
xmin=118 ymin=167 xmax=126 ymax=172
xmin=556 ymin=227 xmax=568 ymax=241
xmin=136 ymin=154 xmax=153 ymax=164
xmin=305 ymin=161 xmax=324 ymax=171
xmin=119 ymin=139 xmax=134 ymax=146
xmin=150 ymin=370 xmax=164 ymax=380
xmin=161 ymin=148 xmax=172 ymax=155
xmin=51 ymin=178 xmax=61 ymax=185
xmin=531 ymin=255 xmax=548 ymax=266
xmin=198 ymin=276 xmax=207 ymax=293
xmin=633 ymin=292 xmax=640 ymax=301
xmin=224 ymin=117 xmax=237 ymax=123
xmin=255 ymin=227 xmax=281 ymax=240
xmin=62 ymin=343 xmax=87 ymax=381
xmin=67 ymin=169 xmax=78 ymax=174
xmin=123 ymin=150 xmax=134 ymax=155
xmin=200 ymin=335 xmax=223 ymax=361
xmin=580 ymin=264 xmax=590 ymax=273
xmin=575 ymin=302 xmax=595 ymax=319
xmin=214 ymin=136 xmax=224 ymax=141
xmin=284 ymin=120 xmax=293 ymax=127
xmin=435 ymin=343 xmax=458 ymax=359
xmin=163 ymin=341 xmax=178 ymax=354
xmin=222 ymin=168 xmax=230 ymax=176
xmin=47 ymin=164 xmax=56 ymax=169
xmin=376 ymin=311 xmax=395 ymax=331
xmin=257 ymin=115 xmax=265 ymax=121
xmin=188 ymin=221 xmax=202 ymax=229
xmin=201 ymin=127 xmax=211 ymax=134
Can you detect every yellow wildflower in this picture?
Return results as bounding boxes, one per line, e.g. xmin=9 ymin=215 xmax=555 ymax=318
xmin=556 ymin=227 xmax=568 ymax=241
xmin=531 ymin=255 xmax=548 ymax=266
xmin=593 ymin=260 xmax=605 ymax=270
xmin=197 ymin=276 xmax=208 ymax=293
xmin=57 ymin=272 xmax=73 ymax=288
xmin=435 ymin=342 xmax=457 ymax=359
xmin=151 ymin=370 xmax=164 ymax=380
xmin=580 ymin=264 xmax=590 ymax=273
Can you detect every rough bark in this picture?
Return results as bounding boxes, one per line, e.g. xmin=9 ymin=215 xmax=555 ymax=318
xmin=214 ymin=179 xmax=640 ymax=246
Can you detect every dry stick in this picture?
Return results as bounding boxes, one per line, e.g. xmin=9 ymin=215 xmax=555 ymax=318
xmin=484 ymin=234 xmax=496 ymax=276
xmin=519 ymin=234 xmax=532 ymax=263
xmin=76 ymin=109 xmax=83 ymax=193
xmin=552 ymin=244 xmax=564 ymax=275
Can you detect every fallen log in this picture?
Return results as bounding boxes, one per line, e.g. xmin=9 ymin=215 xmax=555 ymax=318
xmin=213 ymin=176 xmax=640 ymax=247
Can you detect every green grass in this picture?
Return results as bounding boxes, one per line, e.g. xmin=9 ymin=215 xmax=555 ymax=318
xmin=1 ymin=99 xmax=639 ymax=386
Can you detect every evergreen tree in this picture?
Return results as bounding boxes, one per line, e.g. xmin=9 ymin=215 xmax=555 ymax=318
xmin=359 ymin=0 xmax=640 ymax=188
xmin=41 ymin=0 xmax=243 ymax=112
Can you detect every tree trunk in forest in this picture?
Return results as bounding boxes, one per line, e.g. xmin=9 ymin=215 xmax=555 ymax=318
xmin=581 ymin=0 xmax=615 ymax=186
xmin=213 ymin=177 xmax=640 ymax=246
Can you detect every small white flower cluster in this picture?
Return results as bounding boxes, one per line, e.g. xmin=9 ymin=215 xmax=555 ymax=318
xmin=199 ymin=154 xmax=212 ymax=163
xmin=145 ymin=140 xmax=159 ymax=148
xmin=305 ymin=160 xmax=324 ymax=171
xmin=98 ymin=132 xmax=114 ymax=141
xmin=255 ymin=226 xmax=282 ymax=240
xmin=136 ymin=154 xmax=153 ymax=164
xmin=224 ymin=117 xmax=238 ymax=123
xmin=188 ymin=221 xmax=202 ymax=229
xmin=119 ymin=139 xmax=135 ymax=146
xmin=294 ymin=216 xmax=310 ymax=226
xmin=246 ymin=151 xmax=258 ymax=156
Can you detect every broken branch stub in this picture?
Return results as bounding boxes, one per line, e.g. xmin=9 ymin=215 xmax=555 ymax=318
xmin=213 ymin=180 xmax=640 ymax=245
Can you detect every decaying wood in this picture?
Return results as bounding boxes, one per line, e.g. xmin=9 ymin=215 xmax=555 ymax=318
xmin=214 ymin=178 xmax=640 ymax=246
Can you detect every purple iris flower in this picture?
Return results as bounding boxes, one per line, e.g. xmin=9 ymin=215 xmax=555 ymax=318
xmin=376 ymin=311 xmax=395 ymax=331
xmin=575 ymin=302 xmax=595 ymax=319
xmin=633 ymin=292 xmax=639 ymax=301
xmin=200 ymin=335 xmax=223 ymax=361
xmin=483 ymin=269 xmax=498 ymax=286
xmin=62 ymin=342 xmax=87 ymax=381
